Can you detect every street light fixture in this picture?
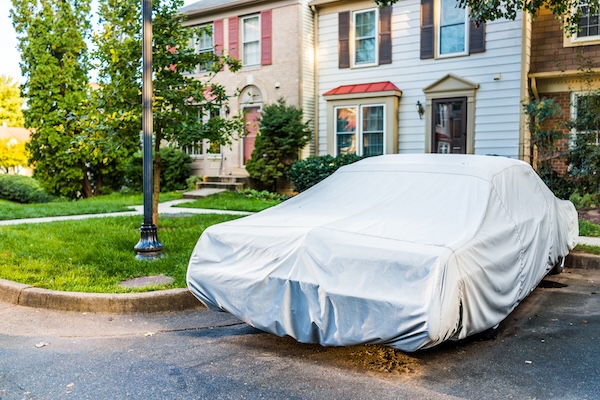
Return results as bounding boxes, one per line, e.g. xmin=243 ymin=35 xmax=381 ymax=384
xmin=134 ymin=0 xmax=164 ymax=259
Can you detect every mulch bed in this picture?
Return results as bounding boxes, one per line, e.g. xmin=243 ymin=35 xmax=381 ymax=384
xmin=578 ymin=208 xmax=600 ymax=225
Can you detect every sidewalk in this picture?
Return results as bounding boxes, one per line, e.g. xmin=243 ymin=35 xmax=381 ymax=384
xmin=1 ymin=197 xmax=599 ymax=313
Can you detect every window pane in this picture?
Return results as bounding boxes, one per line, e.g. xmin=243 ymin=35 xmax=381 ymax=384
xmin=243 ymin=17 xmax=260 ymax=42
xmin=336 ymin=107 xmax=357 ymax=155
xmin=440 ymin=25 xmax=465 ymax=54
xmin=355 ymin=11 xmax=376 ymax=37
xmin=243 ymin=41 xmax=260 ymax=65
xmin=355 ymin=38 xmax=376 ymax=63
xmin=577 ymin=2 xmax=600 ymax=38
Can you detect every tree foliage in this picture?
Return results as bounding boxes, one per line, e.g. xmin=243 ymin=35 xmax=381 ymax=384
xmin=245 ymin=98 xmax=312 ymax=191
xmin=373 ymin=0 xmax=599 ymax=33
xmin=0 ymin=74 xmax=24 ymax=127
xmin=0 ymin=138 xmax=28 ymax=174
xmin=11 ymin=0 xmax=93 ymax=198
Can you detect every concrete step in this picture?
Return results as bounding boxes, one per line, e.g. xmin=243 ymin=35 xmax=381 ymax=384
xmin=202 ymin=176 xmax=247 ymax=184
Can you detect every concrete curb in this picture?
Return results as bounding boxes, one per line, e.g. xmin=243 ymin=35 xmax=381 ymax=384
xmin=1 ymin=252 xmax=598 ymax=314
xmin=0 ymin=278 xmax=204 ymax=313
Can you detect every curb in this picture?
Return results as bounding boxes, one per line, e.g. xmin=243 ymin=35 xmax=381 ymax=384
xmin=0 ymin=278 xmax=204 ymax=313
xmin=1 ymin=252 xmax=598 ymax=314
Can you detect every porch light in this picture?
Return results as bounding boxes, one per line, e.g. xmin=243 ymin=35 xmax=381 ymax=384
xmin=416 ymin=101 xmax=425 ymax=120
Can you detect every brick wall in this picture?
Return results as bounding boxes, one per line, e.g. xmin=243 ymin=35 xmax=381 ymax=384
xmin=535 ymin=91 xmax=572 ymax=175
xmin=531 ymin=9 xmax=600 ymax=73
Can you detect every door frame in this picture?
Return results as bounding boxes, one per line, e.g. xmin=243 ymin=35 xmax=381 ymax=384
xmin=431 ymin=97 xmax=468 ymax=154
xmin=423 ymin=74 xmax=479 ymax=154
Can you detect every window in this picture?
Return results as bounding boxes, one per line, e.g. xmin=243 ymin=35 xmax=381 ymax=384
xmin=420 ymin=0 xmax=485 ymax=59
xmin=338 ymin=7 xmax=392 ymax=69
xmin=335 ymin=105 xmax=385 ymax=156
xmin=438 ymin=0 xmax=468 ymax=56
xmin=354 ymin=9 xmax=378 ymax=66
xmin=193 ymin=24 xmax=213 ymax=73
xmin=242 ymin=15 xmax=260 ymax=66
xmin=577 ymin=2 xmax=600 ymax=39
xmin=182 ymin=108 xmax=223 ymax=157
xmin=571 ymin=92 xmax=600 ymax=145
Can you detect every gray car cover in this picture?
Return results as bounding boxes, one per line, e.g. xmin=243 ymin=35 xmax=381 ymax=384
xmin=187 ymin=154 xmax=578 ymax=352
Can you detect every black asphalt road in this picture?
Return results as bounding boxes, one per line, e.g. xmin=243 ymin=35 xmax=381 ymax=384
xmin=1 ymin=268 xmax=599 ymax=400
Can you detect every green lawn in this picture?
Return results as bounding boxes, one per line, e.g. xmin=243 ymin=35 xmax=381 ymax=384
xmin=0 ymin=213 xmax=243 ymax=293
xmin=0 ymin=192 xmax=183 ymax=221
xmin=579 ymin=220 xmax=600 ymax=237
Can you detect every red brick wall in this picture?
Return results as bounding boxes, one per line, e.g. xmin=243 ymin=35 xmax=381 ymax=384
xmin=535 ymin=92 xmax=572 ymax=175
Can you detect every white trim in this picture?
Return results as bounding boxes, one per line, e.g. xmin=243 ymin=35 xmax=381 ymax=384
xmin=333 ymin=103 xmax=386 ymax=156
xmin=436 ymin=0 xmax=469 ymax=58
xmin=241 ymin=14 xmax=261 ymax=67
xmin=351 ymin=8 xmax=379 ymax=68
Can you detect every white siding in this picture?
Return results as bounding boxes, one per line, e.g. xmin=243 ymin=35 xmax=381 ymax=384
xmin=316 ymin=1 xmax=525 ymax=159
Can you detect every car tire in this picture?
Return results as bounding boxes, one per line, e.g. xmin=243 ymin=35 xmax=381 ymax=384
xmin=549 ymin=257 xmax=565 ymax=275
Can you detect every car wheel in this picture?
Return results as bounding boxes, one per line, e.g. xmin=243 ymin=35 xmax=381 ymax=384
xmin=549 ymin=257 xmax=565 ymax=275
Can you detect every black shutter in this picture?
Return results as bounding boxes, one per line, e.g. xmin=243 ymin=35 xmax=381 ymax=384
xmin=339 ymin=11 xmax=350 ymax=69
xmin=420 ymin=0 xmax=434 ymax=59
xmin=469 ymin=20 xmax=485 ymax=54
xmin=379 ymin=6 xmax=392 ymax=64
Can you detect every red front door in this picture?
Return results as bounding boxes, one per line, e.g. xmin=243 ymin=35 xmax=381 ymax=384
xmin=243 ymin=106 xmax=260 ymax=165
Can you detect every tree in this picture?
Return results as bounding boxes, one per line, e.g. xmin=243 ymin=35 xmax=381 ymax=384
xmin=373 ymin=0 xmax=599 ymax=33
xmin=245 ymin=98 xmax=312 ymax=192
xmin=0 ymin=74 xmax=24 ymax=127
xmin=0 ymin=138 xmax=28 ymax=174
xmin=95 ymin=0 xmax=244 ymax=224
xmin=11 ymin=0 xmax=93 ymax=198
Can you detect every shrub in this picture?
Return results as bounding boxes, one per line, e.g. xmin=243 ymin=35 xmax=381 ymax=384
xmin=124 ymin=147 xmax=192 ymax=192
xmin=569 ymin=191 xmax=599 ymax=210
xmin=0 ymin=174 xmax=54 ymax=203
xmin=287 ymin=154 xmax=363 ymax=192
xmin=186 ymin=175 xmax=204 ymax=191
xmin=239 ymin=189 xmax=283 ymax=201
xmin=245 ymin=98 xmax=311 ymax=191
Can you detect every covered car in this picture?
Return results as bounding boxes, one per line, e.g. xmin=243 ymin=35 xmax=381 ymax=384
xmin=187 ymin=154 xmax=578 ymax=352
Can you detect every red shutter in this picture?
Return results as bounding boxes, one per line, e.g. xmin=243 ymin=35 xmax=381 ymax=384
xmin=379 ymin=6 xmax=392 ymax=64
xmin=213 ymin=19 xmax=224 ymax=56
xmin=420 ymin=0 xmax=434 ymax=59
xmin=338 ymin=11 xmax=350 ymax=69
xmin=261 ymin=10 xmax=272 ymax=65
xmin=229 ymin=16 xmax=239 ymax=59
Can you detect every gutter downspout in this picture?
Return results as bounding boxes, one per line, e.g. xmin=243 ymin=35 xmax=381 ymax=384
xmin=311 ymin=4 xmax=319 ymax=156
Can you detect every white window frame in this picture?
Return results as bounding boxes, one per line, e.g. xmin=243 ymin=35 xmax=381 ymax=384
xmin=436 ymin=0 xmax=469 ymax=58
xmin=334 ymin=104 xmax=386 ymax=156
xmin=564 ymin=1 xmax=600 ymax=46
xmin=570 ymin=91 xmax=600 ymax=146
xmin=241 ymin=15 xmax=261 ymax=67
xmin=182 ymin=108 xmax=224 ymax=159
xmin=352 ymin=8 xmax=379 ymax=67
xmin=194 ymin=23 xmax=213 ymax=73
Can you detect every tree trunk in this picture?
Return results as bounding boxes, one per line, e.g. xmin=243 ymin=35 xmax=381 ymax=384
xmin=81 ymin=172 xmax=93 ymax=198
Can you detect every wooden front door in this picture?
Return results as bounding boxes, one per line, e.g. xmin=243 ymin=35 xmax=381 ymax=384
xmin=432 ymin=98 xmax=467 ymax=154
xmin=243 ymin=106 xmax=260 ymax=165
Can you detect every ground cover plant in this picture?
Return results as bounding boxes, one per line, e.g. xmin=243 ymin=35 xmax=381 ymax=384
xmin=175 ymin=190 xmax=282 ymax=212
xmin=0 ymin=213 xmax=243 ymax=293
xmin=0 ymin=192 xmax=182 ymax=221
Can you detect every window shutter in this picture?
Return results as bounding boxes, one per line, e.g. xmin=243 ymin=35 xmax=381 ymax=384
xmin=339 ymin=11 xmax=350 ymax=69
xmin=379 ymin=6 xmax=392 ymax=64
xmin=229 ymin=16 xmax=239 ymax=59
xmin=469 ymin=20 xmax=485 ymax=54
xmin=214 ymin=19 xmax=224 ymax=56
xmin=261 ymin=10 xmax=272 ymax=65
xmin=420 ymin=0 xmax=434 ymax=59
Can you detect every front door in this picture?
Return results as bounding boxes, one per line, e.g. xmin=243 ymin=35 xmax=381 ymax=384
xmin=432 ymin=98 xmax=467 ymax=154
xmin=243 ymin=106 xmax=260 ymax=165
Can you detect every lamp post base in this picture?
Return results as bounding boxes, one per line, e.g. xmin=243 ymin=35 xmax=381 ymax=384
xmin=134 ymin=224 xmax=164 ymax=260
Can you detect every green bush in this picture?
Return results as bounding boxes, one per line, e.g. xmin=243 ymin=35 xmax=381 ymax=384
xmin=245 ymin=98 xmax=311 ymax=191
xmin=239 ymin=189 xmax=283 ymax=201
xmin=125 ymin=147 xmax=192 ymax=192
xmin=287 ymin=154 xmax=363 ymax=192
xmin=569 ymin=191 xmax=599 ymax=210
xmin=0 ymin=174 xmax=54 ymax=203
xmin=186 ymin=175 xmax=204 ymax=191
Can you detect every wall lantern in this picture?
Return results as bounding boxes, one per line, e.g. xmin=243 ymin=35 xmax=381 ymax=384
xmin=416 ymin=101 xmax=425 ymax=120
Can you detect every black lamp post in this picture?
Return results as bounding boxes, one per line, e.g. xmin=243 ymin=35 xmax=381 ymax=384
xmin=134 ymin=0 xmax=164 ymax=259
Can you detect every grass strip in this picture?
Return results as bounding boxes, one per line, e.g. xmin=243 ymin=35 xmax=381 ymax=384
xmin=0 ymin=213 xmax=242 ymax=293
xmin=176 ymin=191 xmax=282 ymax=212
xmin=579 ymin=219 xmax=600 ymax=237
xmin=0 ymin=192 xmax=183 ymax=221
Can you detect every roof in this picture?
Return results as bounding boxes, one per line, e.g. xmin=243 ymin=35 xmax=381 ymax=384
xmin=323 ymin=81 xmax=401 ymax=96
xmin=0 ymin=126 xmax=31 ymax=142
xmin=180 ymin=0 xmax=274 ymax=16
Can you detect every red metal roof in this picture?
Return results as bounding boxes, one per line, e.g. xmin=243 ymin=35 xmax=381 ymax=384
xmin=323 ymin=81 xmax=400 ymax=96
